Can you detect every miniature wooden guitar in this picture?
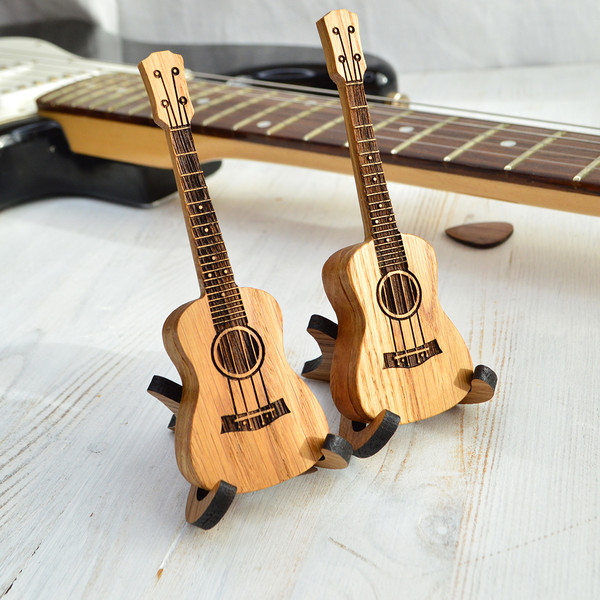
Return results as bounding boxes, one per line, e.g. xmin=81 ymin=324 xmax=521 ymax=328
xmin=307 ymin=10 xmax=496 ymax=449
xmin=139 ymin=51 xmax=347 ymax=524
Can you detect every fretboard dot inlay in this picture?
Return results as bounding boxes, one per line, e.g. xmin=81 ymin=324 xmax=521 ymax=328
xmin=367 ymin=155 xmax=373 ymax=161
xmin=378 ymin=203 xmax=383 ymax=208
xmin=204 ymin=228 xmax=209 ymax=232
xmin=212 ymin=256 xmax=217 ymax=261
xmin=500 ymin=140 xmax=517 ymax=147
xmin=257 ymin=120 xmax=271 ymax=128
xmin=399 ymin=125 xmax=414 ymax=133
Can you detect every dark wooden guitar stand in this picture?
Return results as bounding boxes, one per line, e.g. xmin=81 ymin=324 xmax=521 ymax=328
xmin=302 ymin=314 xmax=497 ymax=458
xmin=147 ymin=374 xmax=353 ymax=529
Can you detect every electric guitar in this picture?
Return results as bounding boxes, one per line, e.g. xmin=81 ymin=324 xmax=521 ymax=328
xmin=3 ymin=38 xmax=600 ymax=216
xmin=139 ymin=51 xmax=331 ymax=494
xmin=0 ymin=34 xmax=394 ymax=209
xmin=315 ymin=9 xmax=474 ymax=424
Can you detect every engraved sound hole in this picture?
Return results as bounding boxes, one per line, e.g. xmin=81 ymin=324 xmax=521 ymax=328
xmin=376 ymin=270 xmax=422 ymax=320
xmin=211 ymin=326 xmax=265 ymax=380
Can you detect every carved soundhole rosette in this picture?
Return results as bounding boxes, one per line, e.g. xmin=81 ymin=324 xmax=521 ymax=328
xmin=211 ymin=326 xmax=265 ymax=380
xmin=376 ymin=270 xmax=422 ymax=320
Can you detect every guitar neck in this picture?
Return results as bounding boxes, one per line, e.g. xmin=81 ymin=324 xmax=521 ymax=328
xmin=37 ymin=61 xmax=600 ymax=217
xmin=138 ymin=51 xmax=246 ymax=332
xmin=337 ymin=80 xmax=409 ymax=270
xmin=169 ymin=126 xmax=247 ymax=331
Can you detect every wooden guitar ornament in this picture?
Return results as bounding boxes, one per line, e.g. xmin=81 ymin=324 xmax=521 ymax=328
xmin=139 ymin=51 xmax=352 ymax=528
xmin=304 ymin=10 xmax=497 ymax=456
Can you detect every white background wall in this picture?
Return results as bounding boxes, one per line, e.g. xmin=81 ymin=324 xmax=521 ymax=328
xmin=1 ymin=0 xmax=600 ymax=73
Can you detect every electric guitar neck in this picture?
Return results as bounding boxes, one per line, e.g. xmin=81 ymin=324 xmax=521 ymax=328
xmin=33 ymin=43 xmax=600 ymax=216
xmin=3 ymin=37 xmax=600 ymax=215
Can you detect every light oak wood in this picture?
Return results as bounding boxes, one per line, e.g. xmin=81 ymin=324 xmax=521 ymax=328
xmin=139 ymin=51 xmax=333 ymax=496
xmin=323 ymin=238 xmax=474 ymax=422
xmin=163 ymin=289 xmax=330 ymax=493
xmin=315 ymin=10 xmax=484 ymax=426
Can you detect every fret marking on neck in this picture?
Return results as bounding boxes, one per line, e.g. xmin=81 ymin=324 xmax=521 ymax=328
xmin=444 ymin=123 xmax=509 ymax=162
xmin=573 ymin=155 xmax=600 ymax=182
xmin=193 ymin=88 xmax=248 ymax=115
xmin=503 ymin=131 xmax=565 ymax=171
xmin=373 ymin=110 xmax=413 ymax=132
xmin=166 ymin=126 xmax=247 ymax=329
xmin=390 ymin=116 xmax=458 ymax=155
xmin=232 ymin=96 xmax=305 ymax=131
xmin=88 ymin=80 xmax=143 ymax=110
xmin=201 ymin=91 xmax=277 ymax=126
xmin=128 ymin=81 xmax=222 ymax=116
xmin=303 ymin=115 xmax=345 ymax=141
xmin=45 ymin=73 xmax=125 ymax=106
xmin=266 ymin=99 xmax=337 ymax=135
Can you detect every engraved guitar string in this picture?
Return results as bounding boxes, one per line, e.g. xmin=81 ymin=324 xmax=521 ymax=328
xmin=333 ymin=23 xmax=433 ymax=366
xmin=155 ymin=65 xmax=278 ymax=430
xmin=69 ymin=80 xmax=600 ymax=177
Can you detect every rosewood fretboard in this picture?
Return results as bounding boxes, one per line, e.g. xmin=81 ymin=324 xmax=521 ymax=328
xmin=170 ymin=126 xmax=246 ymax=333
xmin=37 ymin=71 xmax=600 ymax=216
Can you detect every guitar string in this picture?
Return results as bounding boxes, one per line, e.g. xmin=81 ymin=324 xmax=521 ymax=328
xmin=31 ymin=64 xmax=600 ymax=151
xmin=186 ymin=83 xmax=600 ymax=151
xmin=173 ymin=126 xmax=253 ymax=390
xmin=36 ymin=73 xmax=600 ymax=174
xmin=178 ymin=126 xmax=268 ymax=403
xmin=348 ymin=82 xmax=424 ymax=356
xmin=6 ymin=40 xmax=595 ymax=136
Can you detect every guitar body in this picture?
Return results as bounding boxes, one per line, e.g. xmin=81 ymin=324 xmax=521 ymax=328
xmin=323 ymin=236 xmax=473 ymax=423
xmin=163 ymin=287 xmax=329 ymax=494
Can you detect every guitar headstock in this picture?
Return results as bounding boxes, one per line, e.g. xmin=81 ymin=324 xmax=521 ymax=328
xmin=138 ymin=51 xmax=194 ymax=130
xmin=316 ymin=9 xmax=366 ymax=86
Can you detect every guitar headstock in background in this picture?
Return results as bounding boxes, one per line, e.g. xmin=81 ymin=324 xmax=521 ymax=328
xmin=316 ymin=9 xmax=366 ymax=86
xmin=138 ymin=51 xmax=194 ymax=130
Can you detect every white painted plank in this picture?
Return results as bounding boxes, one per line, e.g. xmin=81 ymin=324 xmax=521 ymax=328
xmin=1 ymin=63 xmax=599 ymax=600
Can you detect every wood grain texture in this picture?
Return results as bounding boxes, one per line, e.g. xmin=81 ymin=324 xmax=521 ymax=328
xmin=316 ymin=11 xmax=476 ymax=427
xmin=163 ymin=288 xmax=330 ymax=493
xmin=137 ymin=51 xmax=333 ymax=495
xmin=323 ymin=238 xmax=473 ymax=422
xmin=2 ymin=59 xmax=600 ymax=599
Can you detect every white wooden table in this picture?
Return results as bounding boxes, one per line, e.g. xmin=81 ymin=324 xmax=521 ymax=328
xmin=1 ymin=62 xmax=599 ymax=599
